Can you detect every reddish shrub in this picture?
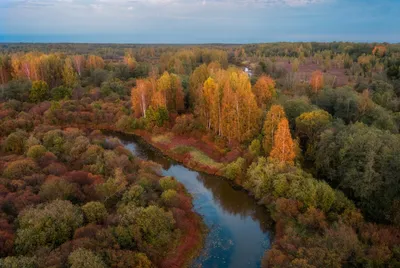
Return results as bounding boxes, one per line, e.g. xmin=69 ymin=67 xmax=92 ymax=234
xmin=73 ymin=224 xmax=102 ymax=240
xmin=44 ymin=162 xmax=68 ymax=176
xmin=63 ymin=171 xmax=103 ymax=186
xmin=298 ymin=207 xmax=327 ymax=231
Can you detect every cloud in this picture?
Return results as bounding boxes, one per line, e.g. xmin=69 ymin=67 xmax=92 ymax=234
xmin=3 ymin=0 xmax=325 ymax=9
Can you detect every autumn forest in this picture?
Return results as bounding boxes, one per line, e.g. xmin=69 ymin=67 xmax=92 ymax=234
xmin=0 ymin=42 xmax=400 ymax=267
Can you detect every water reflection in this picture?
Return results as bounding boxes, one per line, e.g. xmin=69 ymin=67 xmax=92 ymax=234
xmin=110 ymin=132 xmax=273 ymax=268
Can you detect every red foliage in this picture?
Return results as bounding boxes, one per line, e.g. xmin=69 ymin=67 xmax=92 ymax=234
xmin=44 ymin=162 xmax=68 ymax=176
xmin=275 ymin=198 xmax=302 ymax=219
xmin=63 ymin=171 xmax=104 ymax=186
xmin=360 ymin=223 xmax=400 ymax=248
xmin=73 ymin=224 xmax=102 ymax=240
xmin=0 ymin=229 xmax=14 ymax=257
xmin=263 ymin=248 xmax=289 ymax=267
xmin=160 ymin=205 xmax=202 ymax=268
xmin=39 ymin=152 xmax=58 ymax=168
xmin=29 ymin=102 xmax=51 ymax=117
xmin=1 ymin=189 xmax=40 ymax=213
xmin=298 ymin=207 xmax=327 ymax=231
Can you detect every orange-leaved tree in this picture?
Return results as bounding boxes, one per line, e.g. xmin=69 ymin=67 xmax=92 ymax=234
xmin=252 ymin=75 xmax=276 ymax=109
xmin=310 ymin=70 xmax=324 ymax=93
xmin=124 ymin=51 xmax=137 ymax=72
xmin=269 ymin=118 xmax=296 ymax=165
xmin=86 ymin=55 xmax=104 ymax=70
xmin=131 ymin=79 xmax=153 ymax=118
xmin=372 ymin=45 xmax=387 ymax=57
xmin=263 ymin=104 xmax=286 ymax=155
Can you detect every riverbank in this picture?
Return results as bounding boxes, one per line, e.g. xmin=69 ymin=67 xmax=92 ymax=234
xmin=133 ymin=130 xmax=226 ymax=176
xmin=112 ymin=130 xmax=272 ymax=267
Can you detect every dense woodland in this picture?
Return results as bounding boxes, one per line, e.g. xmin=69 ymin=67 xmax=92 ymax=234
xmin=0 ymin=42 xmax=400 ymax=267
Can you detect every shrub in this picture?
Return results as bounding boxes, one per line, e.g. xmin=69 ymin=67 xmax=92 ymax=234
xmin=248 ymin=139 xmax=261 ymax=157
xmin=224 ymin=157 xmax=246 ymax=180
xmin=51 ymin=86 xmax=72 ymax=101
xmin=29 ymin=80 xmax=49 ymax=103
xmin=161 ymin=189 xmax=179 ymax=207
xmin=3 ymin=130 xmax=27 ymax=154
xmin=105 ymin=250 xmax=152 ymax=268
xmin=116 ymin=115 xmax=139 ymax=132
xmin=100 ymin=78 xmax=126 ymax=97
xmin=316 ymin=181 xmax=336 ymax=213
xmin=121 ymin=185 xmax=145 ymax=205
xmin=1 ymin=79 xmax=31 ymax=102
xmin=68 ymin=248 xmax=106 ymax=268
xmin=43 ymin=130 xmax=64 ymax=157
xmin=39 ymin=177 xmax=78 ymax=201
xmin=26 ymin=145 xmax=47 ymax=160
xmin=15 ymin=200 xmax=83 ymax=254
xmin=82 ymin=202 xmax=108 ymax=223
xmin=3 ymin=159 xmax=37 ymax=179
xmin=145 ymin=106 xmax=169 ymax=127
xmin=159 ymin=177 xmax=179 ymax=191
xmin=135 ymin=205 xmax=176 ymax=257
xmin=0 ymin=256 xmax=37 ymax=268
xmin=172 ymin=114 xmax=198 ymax=135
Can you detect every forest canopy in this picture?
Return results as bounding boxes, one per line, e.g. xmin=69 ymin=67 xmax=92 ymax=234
xmin=0 ymin=42 xmax=400 ymax=267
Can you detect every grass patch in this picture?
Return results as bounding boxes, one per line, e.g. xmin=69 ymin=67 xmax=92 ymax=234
xmin=173 ymin=145 xmax=196 ymax=154
xmin=173 ymin=145 xmax=223 ymax=170
xmin=151 ymin=133 xmax=173 ymax=144
xmin=190 ymin=150 xmax=222 ymax=169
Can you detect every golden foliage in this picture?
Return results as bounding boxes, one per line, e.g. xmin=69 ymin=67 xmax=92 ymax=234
xmin=263 ymin=104 xmax=286 ymax=155
xmin=310 ymin=70 xmax=324 ymax=93
xmin=252 ymin=75 xmax=276 ymax=108
xmin=269 ymin=118 xmax=296 ymax=165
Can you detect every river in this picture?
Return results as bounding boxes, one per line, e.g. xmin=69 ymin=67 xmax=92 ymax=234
xmin=110 ymin=132 xmax=273 ymax=268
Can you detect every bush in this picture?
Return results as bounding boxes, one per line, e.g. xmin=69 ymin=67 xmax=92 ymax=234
xmin=116 ymin=115 xmax=140 ymax=132
xmin=39 ymin=178 xmax=78 ymax=201
xmin=26 ymin=145 xmax=47 ymax=160
xmin=51 ymin=86 xmax=72 ymax=101
xmin=316 ymin=181 xmax=336 ymax=213
xmin=159 ymin=177 xmax=179 ymax=191
xmin=224 ymin=157 xmax=246 ymax=180
xmin=3 ymin=130 xmax=27 ymax=154
xmin=121 ymin=185 xmax=145 ymax=206
xmin=82 ymin=202 xmax=108 ymax=223
xmin=68 ymin=248 xmax=106 ymax=268
xmin=29 ymin=80 xmax=49 ymax=103
xmin=161 ymin=189 xmax=179 ymax=207
xmin=145 ymin=106 xmax=169 ymax=127
xmin=105 ymin=250 xmax=152 ymax=268
xmin=91 ymin=69 xmax=109 ymax=87
xmin=43 ymin=130 xmax=65 ymax=157
xmin=135 ymin=205 xmax=176 ymax=257
xmin=248 ymin=139 xmax=261 ymax=157
xmin=3 ymin=159 xmax=37 ymax=179
xmin=172 ymin=114 xmax=201 ymax=135
xmin=100 ymin=78 xmax=126 ymax=97
xmin=0 ymin=256 xmax=37 ymax=268
xmin=0 ymin=79 xmax=31 ymax=102
xmin=15 ymin=200 xmax=83 ymax=254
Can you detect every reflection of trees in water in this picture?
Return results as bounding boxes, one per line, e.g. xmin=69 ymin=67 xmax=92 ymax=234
xmin=107 ymin=131 xmax=172 ymax=170
xmin=111 ymin=131 xmax=273 ymax=233
xmin=196 ymin=173 xmax=273 ymax=232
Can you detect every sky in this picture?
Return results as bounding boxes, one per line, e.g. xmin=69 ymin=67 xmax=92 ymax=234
xmin=0 ymin=0 xmax=399 ymax=43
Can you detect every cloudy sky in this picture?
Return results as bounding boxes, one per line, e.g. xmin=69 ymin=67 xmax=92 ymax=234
xmin=0 ymin=0 xmax=399 ymax=43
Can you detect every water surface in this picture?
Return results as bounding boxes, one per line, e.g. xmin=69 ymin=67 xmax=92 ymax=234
xmin=111 ymin=133 xmax=273 ymax=268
